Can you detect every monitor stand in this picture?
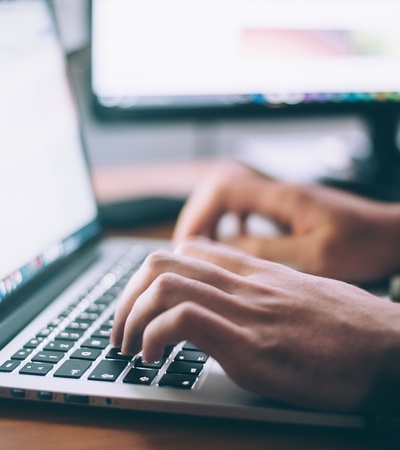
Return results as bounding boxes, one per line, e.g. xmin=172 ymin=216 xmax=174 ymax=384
xmin=323 ymin=106 xmax=400 ymax=202
xmin=365 ymin=106 xmax=400 ymax=185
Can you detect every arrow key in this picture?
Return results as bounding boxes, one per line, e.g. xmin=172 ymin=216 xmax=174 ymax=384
xmin=20 ymin=362 xmax=53 ymax=376
xmin=123 ymin=368 xmax=158 ymax=385
xmin=88 ymin=360 xmax=127 ymax=382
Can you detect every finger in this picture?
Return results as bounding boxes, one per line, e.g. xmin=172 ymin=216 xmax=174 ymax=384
xmin=173 ymin=161 xmax=250 ymax=243
xmin=173 ymin=183 xmax=227 ymax=243
xmin=175 ymin=177 xmax=305 ymax=245
xmin=173 ymin=162 xmax=272 ymax=243
xmin=139 ymin=302 xmax=246 ymax=370
xmin=175 ymin=237 xmax=270 ymax=276
xmin=111 ymin=249 xmax=247 ymax=347
xmin=120 ymin=273 xmax=241 ymax=355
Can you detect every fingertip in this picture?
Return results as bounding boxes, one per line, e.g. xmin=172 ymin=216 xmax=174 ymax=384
xmin=121 ymin=342 xmax=138 ymax=357
xmin=141 ymin=348 xmax=163 ymax=364
xmin=142 ymin=334 xmax=163 ymax=362
xmin=109 ymin=330 xmax=119 ymax=348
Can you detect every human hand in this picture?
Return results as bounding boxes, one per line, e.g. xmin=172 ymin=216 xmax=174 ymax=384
xmin=173 ymin=160 xmax=400 ymax=283
xmin=111 ymin=238 xmax=400 ymax=412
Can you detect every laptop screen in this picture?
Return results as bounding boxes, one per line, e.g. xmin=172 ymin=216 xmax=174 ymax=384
xmin=0 ymin=0 xmax=99 ymax=304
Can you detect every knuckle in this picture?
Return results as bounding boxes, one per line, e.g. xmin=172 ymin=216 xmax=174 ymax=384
xmin=173 ymin=302 xmax=200 ymax=329
xmin=152 ymin=272 xmax=180 ymax=298
xmin=144 ymin=250 xmax=172 ymax=272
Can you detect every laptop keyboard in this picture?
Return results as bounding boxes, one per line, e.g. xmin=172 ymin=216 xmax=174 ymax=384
xmin=0 ymin=245 xmax=209 ymax=391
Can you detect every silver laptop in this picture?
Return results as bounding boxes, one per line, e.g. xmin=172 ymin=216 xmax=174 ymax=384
xmin=0 ymin=0 xmax=369 ymax=428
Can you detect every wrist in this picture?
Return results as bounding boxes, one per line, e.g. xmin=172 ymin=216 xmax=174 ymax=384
xmin=373 ymin=302 xmax=400 ymax=414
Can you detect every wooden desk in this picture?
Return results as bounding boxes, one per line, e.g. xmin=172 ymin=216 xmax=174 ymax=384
xmin=1 ymin=396 xmax=397 ymax=450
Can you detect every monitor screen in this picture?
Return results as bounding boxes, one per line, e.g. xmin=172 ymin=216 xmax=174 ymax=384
xmin=91 ymin=0 xmax=400 ymax=118
xmin=0 ymin=0 xmax=99 ymax=304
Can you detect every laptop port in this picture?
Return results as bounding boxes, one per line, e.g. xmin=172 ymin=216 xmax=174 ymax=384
xmin=10 ymin=389 xmax=26 ymax=399
xmin=37 ymin=391 xmax=53 ymax=401
xmin=64 ymin=394 xmax=89 ymax=404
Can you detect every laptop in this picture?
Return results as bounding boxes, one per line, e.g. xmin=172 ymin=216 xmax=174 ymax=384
xmin=0 ymin=0 xmax=370 ymax=428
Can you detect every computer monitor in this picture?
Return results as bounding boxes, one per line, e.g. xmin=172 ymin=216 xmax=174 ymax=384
xmin=91 ymin=0 xmax=400 ymax=120
xmin=90 ymin=0 xmax=400 ymax=189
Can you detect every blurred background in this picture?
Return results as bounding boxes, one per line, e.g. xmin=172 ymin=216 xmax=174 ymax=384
xmin=53 ymin=0 xmax=400 ymax=226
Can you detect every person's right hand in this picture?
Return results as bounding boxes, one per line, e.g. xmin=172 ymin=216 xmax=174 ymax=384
xmin=173 ymin=160 xmax=400 ymax=283
xmin=112 ymin=237 xmax=400 ymax=413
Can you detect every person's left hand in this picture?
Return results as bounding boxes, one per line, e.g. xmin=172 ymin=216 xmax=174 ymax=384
xmin=111 ymin=237 xmax=400 ymax=412
xmin=173 ymin=160 xmax=400 ymax=283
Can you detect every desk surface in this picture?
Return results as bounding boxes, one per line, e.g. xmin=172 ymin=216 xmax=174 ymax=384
xmin=1 ymin=396 xmax=395 ymax=450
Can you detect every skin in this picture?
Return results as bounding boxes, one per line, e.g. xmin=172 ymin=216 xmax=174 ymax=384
xmin=173 ymin=160 xmax=400 ymax=283
xmin=111 ymin=159 xmax=400 ymax=413
xmin=111 ymin=237 xmax=400 ymax=413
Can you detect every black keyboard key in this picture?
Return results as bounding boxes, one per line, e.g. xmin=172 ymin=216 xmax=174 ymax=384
xmin=85 ymin=303 xmax=107 ymax=314
xmin=114 ymin=278 xmax=130 ymax=289
xmin=88 ymin=360 xmax=127 ymax=382
xmin=66 ymin=321 xmax=91 ymax=331
xmin=167 ymin=362 xmax=203 ymax=376
xmin=91 ymin=327 xmax=112 ymax=339
xmin=163 ymin=345 xmax=176 ymax=357
xmin=48 ymin=317 xmax=63 ymax=328
xmin=135 ymin=356 xmax=166 ymax=369
xmin=57 ymin=330 xmax=84 ymax=341
xmin=32 ymin=351 xmax=64 ymax=364
xmin=95 ymin=293 xmax=116 ymax=305
xmin=0 ymin=360 xmax=20 ymax=372
xmin=53 ymin=360 xmax=92 ymax=379
xmin=20 ymin=362 xmax=53 ymax=376
xmin=174 ymin=350 xmax=208 ymax=364
xmin=70 ymin=348 xmax=102 ymax=361
xmin=11 ymin=348 xmax=33 ymax=360
xmin=108 ymin=284 xmax=123 ymax=293
xmin=37 ymin=327 xmax=54 ymax=338
xmin=158 ymin=373 xmax=197 ymax=389
xmin=123 ymin=368 xmax=158 ymax=385
xmin=102 ymin=318 xmax=114 ymax=328
xmin=76 ymin=312 xmax=99 ymax=322
xmin=59 ymin=305 xmax=77 ymax=318
xmin=44 ymin=339 xmax=74 ymax=352
xmin=24 ymin=337 xmax=44 ymax=349
xmin=182 ymin=341 xmax=200 ymax=351
xmin=105 ymin=348 xmax=132 ymax=361
xmin=81 ymin=337 xmax=109 ymax=349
